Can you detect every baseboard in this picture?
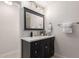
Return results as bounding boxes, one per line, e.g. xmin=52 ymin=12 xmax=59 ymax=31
xmin=0 ymin=50 xmax=20 ymax=58
xmin=0 ymin=50 xmax=66 ymax=58
xmin=54 ymin=53 xmax=66 ymax=58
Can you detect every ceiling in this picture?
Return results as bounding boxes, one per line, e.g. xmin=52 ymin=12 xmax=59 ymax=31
xmin=35 ymin=1 xmax=54 ymax=8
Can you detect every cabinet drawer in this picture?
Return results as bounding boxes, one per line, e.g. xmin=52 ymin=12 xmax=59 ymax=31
xmin=31 ymin=40 xmax=41 ymax=49
xmin=31 ymin=48 xmax=42 ymax=58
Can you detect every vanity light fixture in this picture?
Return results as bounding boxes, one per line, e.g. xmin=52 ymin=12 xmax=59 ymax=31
xmin=4 ymin=1 xmax=13 ymax=5
xmin=29 ymin=1 xmax=44 ymax=9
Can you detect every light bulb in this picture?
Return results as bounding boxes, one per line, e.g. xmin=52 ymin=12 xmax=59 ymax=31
xmin=4 ymin=1 xmax=13 ymax=5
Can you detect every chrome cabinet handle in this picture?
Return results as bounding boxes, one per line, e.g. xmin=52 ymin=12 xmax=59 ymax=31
xmin=35 ymin=42 xmax=38 ymax=45
xmin=35 ymin=50 xmax=37 ymax=54
xmin=45 ymin=46 xmax=48 ymax=48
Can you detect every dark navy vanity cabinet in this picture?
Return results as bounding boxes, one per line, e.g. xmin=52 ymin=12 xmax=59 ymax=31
xmin=21 ymin=37 xmax=55 ymax=58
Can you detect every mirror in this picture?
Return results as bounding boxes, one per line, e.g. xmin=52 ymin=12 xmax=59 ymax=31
xmin=24 ymin=7 xmax=44 ymax=30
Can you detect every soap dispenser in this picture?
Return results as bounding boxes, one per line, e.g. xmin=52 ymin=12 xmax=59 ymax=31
xmin=30 ymin=32 xmax=33 ymax=37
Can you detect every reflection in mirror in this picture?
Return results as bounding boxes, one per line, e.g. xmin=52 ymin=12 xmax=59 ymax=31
xmin=26 ymin=12 xmax=43 ymax=29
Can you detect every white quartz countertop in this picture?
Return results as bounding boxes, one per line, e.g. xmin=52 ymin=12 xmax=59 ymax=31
xmin=21 ymin=35 xmax=55 ymax=42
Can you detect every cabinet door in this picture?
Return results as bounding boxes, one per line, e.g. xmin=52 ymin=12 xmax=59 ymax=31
xmin=49 ymin=37 xmax=55 ymax=57
xmin=42 ymin=39 xmax=50 ymax=58
xmin=30 ymin=40 xmax=42 ymax=58
xmin=21 ymin=40 xmax=30 ymax=58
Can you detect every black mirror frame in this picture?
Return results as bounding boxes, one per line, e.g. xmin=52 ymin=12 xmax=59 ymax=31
xmin=24 ymin=7 xmax=45 ymax=30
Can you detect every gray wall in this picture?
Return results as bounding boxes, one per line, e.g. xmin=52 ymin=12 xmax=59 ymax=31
xmin=45 ymin=1 xmax=79 ymax=58
xmin=0 ymin=2 xmax=20 ymax=57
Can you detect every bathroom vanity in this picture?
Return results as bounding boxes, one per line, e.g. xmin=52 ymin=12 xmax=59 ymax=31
xmin=21 ymin=36 xmax=55 ymax=58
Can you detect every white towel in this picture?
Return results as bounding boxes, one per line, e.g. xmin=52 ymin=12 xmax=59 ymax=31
xmin=62 ymin=22 xmax=73 ymax=33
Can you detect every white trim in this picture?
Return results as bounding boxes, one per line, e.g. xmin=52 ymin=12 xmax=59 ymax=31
xmin=0 ymin=50 xmax=20 ymax=58
xmin=54 ymin=53 xmax=66 ymax=58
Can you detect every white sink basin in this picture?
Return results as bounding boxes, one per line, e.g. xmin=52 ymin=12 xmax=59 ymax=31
xmin=21 ymin=35 xmax=54 ymax=42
